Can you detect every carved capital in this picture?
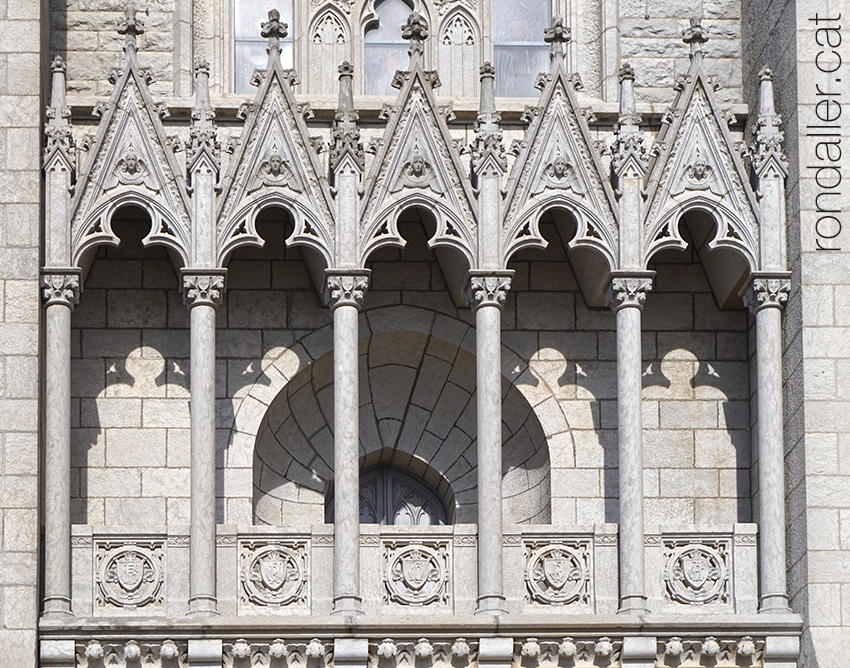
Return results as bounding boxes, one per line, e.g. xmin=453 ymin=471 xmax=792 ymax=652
xmin=325 ymin=270 xmax=370 ymax=309
xmin=41 ymin=270 xmax=81 ymax=308
xmin=182 ymin=270 xmax=226 ymax=308
xmin=467 ymin=271 xmax=512 ymax=310
xmin=605 ymin=273 xmax=654 ymax=311
xmin=742 ymin=273 xmax=791 ymax=313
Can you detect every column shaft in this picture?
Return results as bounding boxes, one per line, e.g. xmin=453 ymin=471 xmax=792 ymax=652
xmin=476 ymin=302 xmax=504 ymax=613
xmin=756 ymin=304 xmax=789 ymax=612
xmin=43 ymin=301 xmax=73 ymax=616
xmin=616 ymin=304 xmax=647 ymax=613
xmin=188 ymin=301 xmax=218 ymax=614
xmin=333 ymin=302 xmax=361 ymax=614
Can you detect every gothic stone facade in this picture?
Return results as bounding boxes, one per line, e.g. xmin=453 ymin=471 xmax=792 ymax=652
xmin=0 ymin=0 xmax=848 ymax=667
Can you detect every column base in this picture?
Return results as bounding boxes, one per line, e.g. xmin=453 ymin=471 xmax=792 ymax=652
xmin=42 ymin=595 xmax=73 ymax=617
xmin=332 ymin=595 xmax=364 ymax=616
xmin=187 ymin=595 xmax=219 ymax=616
xmin=475 ymin=594 xmax=507 ymax=616
xmin=759 ymin=593 xmax=792 ymax=613
xmin=618 ymin=594 xmax=649 ymax=615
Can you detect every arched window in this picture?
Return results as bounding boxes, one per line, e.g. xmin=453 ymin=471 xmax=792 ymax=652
xmin=235 ymin=0 xmax=295 ymax=93
xmin=363 ymin=0 xmax=412 ymax=95
xmin=325 ymin=466 xmax=449 ymax=525
xmin=493 ymin=0 xmax=548 ymax=97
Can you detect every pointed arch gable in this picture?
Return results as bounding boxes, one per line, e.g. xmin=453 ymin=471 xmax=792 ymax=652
xmin=439 ymin=8 xmax=478 ymax=44
xmin=70 ymin=65 xmax=192 ymax=266
xmin=503 ymin=69 xmax=619 ymax=270
xmin=360 ymin=69 xmax=478 ymax=266
xmin=643 ymin=70 xmax=760 ymax=273
xmin=310 ymin=4 xmax=350 ymax=43
xmin=218 ymin=59 xmax=335 ymax=268
xmin=437 ymin=8 xmax=479 ymax=97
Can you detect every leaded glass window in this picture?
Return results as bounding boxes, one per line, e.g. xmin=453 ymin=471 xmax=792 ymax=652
xmin=235 ymin=0 xmax=294 ymax=93
xmin=326 ymin=466 xmax=449 ymax=525
xmin=493 ymin=0 xmax=548 ymax=97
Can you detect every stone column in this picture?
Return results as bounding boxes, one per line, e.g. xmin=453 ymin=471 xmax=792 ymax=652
xmin=326 ymin=270 xmax=369 ymax=616
xmin=607 ymin=273 xmax=653 ymax=614
xmin=743 ymin=274 xmax=792 ymax=613
xmin=41 ymin=270 xmax=80 ymax=617
xmin=183 ymin=271 xmax=226 ymax=616
xmin=468 ymin=271 xmax=512 ymax=615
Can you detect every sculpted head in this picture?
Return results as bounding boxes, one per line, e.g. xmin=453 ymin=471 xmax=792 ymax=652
xmin=410 ymin=153 xmax=426 ymax=177
xmin=268 ymin=151 xmax=283 ymax=175
xmin=123 ymin=150 xmax=139 ymax=174
xmin=552 ymin=155 xmax=568 ymax=178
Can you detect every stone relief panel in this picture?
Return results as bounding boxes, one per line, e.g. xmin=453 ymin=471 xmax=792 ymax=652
xmin=75 ymin=639 xmax=187 ymax=667
xmin=239 ymin=539 xmax=309 ymax=610
xmin=383 ymin=539 xmax=450 ymax=607
xmin=663 ymin=538 xmax=730 ymax=607
xmin=523 ymin=539 xmax=591 ymax=607
xmin=94 ymin=541 xmax=164 ymax=612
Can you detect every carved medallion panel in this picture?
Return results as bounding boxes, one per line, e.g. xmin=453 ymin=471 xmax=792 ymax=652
xmin=523 ymin=539 xmax=592 ymax=607
xmin=383 ymin=539 xmax=450 ymax=607
xmin=95 ymin=540 xmax=164 ymax=612
xmin=239 ymin=539 xmax=309 ymax=610
xmin=663 ymin=538 xmax=730 ymax=606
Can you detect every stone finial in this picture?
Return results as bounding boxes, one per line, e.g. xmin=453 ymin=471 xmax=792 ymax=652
xmin=682 ymin=18 xmax=708 ymax=54
xmin=611 ymin=61 xmax=645 ymax=177
xmin=261 ymin=9 xmax=289 ymax=54
xmin=618 ymin=62 xmax=637 ymax=118
xmin=331 ymin=61 xmax=363 ymax=171
xmin=402 ymin=13 xmax=428 ymax=63
xmin=45 ymin=55 xmax=74 ymax=166
xmin=544 ymin=17 xmax=570 ymax=65
xmin=751 ymin=65 xmax=787 ymax=176
xmin=188 ymin=61 xmax=219 ymax=166
xmin=118 ymin=7 xmax=145 ymax=57
xmin=472 ymin=62 xmax=505 ymax=175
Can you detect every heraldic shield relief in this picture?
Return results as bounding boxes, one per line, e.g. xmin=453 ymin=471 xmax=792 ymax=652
xmin=385 ymin=542 xmax=450 ymax=607
xmin=664 ymin=542 xmax=729 ymax=606
xmin=241 ymin=543 xmax=308 ymax=607
xmin=96 ymin=542 xmax=163 ymax=610
xmin=525 ymin=543 xmax=590 ymax=606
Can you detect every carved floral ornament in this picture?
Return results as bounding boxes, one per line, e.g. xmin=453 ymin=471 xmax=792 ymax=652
xmin=41 ymin=271 xmax=81 ymax=308
xmin=467 ymin=273 xmax=512 ymax=309
xmin=742 ymin=275 xmax=791 ymax=313
xmin=325 ymin=272 xmax=370 ymax=308
xmin=182 ymin=272 xmax=226 ymax=307
xmin=605 ymin=275 xmax=653 ymax=311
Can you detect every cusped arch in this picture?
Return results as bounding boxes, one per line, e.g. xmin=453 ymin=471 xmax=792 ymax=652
xmin=644 ymin=198 xmax=759 ymax=273
xmin=504 ymin=197 xmax=617 ymax=271
xmin=439 ymin=8 xmax=478 ymax=44
xmin=361 ymin=196 xmax=476 ymax=268
xmin=72 ymin=193 xmax=189 ymax=268
xmin=218 ymin=191 xmax=334 ymax=268
xmin=311 ymin=5 xmax=349 ymax=43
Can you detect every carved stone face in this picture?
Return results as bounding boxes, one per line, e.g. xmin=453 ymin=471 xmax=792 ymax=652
xmin=552 ymin=156 xmax=567 ymax=178
xmin=268 ymin=153 xmax=283 ymax=175
xmin=692 ymin=156 xmax=708 ymax=180
xmin=410 ymin=154 xmax=425 ymax=177
xmin=124 ymin=152 xmax=139 ymax=174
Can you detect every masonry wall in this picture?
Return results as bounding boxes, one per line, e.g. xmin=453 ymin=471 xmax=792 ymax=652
xmin=0 ymin=1 xmax=44 ymax=666
xmin=69 ymin=214 xmax=754 ymax=536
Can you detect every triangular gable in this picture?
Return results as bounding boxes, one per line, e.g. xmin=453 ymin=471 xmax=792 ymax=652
xmin=359 ymin=67 xmax=478 ymax=267
xmin=70 ymin=63 xmax=192 ymax=265
xmin=643 ymin=65 xmax=760 ymax=269
xmin=217 ymin=58 xmax=335 ymax=266
xmin=503 ymin=68 xmax=619 ymax=269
